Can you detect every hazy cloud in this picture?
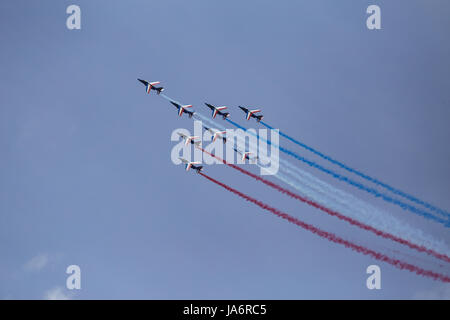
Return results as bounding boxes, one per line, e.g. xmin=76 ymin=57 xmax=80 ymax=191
xmin=24 ymin=254 xmax=49 ymax=272
xmin=44 ymin=287 xmax=71 ymax=300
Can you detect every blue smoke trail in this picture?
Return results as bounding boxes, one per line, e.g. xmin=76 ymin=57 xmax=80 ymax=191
xmin=260 ymin=121 xmax=450 ymax=220
xmin=225 ymin=118 xmax=449 ymax=227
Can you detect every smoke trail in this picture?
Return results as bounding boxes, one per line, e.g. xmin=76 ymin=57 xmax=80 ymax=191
xmin=224 ymin=118 xmax=449 ymax=227
xmin=156 ymin=96 xmax=450 ymax=255
xmin=154 ymin=94 xmax=450 ymax=268
xmin=193 ymin=113 xmax=450 ymax=255
xmin=158 ymin=94 xmax=448 ymax=223
xmin=260 ymin=121 xmax=450 ymax=220
xmin=198 ymin=147 xmax=450 ymax=264
xmin=198 ymin=172 xmax=450 ymax=283
xmin=273 ymin=170 xmax=450 ymax=259
xmin=160 ymin=93 xmax=176 ymax=103
xmin=235 ymin=128 xmax=450 ymax=258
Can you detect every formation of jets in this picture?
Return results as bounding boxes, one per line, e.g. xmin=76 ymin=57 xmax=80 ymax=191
xmin=138 ymin=79 xmax=266 ymax=173
xmin=137 ymin=79 xmax=264 ymax=122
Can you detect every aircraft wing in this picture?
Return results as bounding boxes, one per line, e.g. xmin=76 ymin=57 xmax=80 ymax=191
xmin=179 ymin=158 xmax=189 ymax=164
xmin=138 ymin=79 xmax=149 ymax=86
xmin=205 ymin=103 xmax=215 ymax=110
xmin=170 ymin=101 xmax=181 ymax=109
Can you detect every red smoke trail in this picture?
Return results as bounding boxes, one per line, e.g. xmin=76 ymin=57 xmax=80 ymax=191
xmin=198 ymin=172 xmax=450 ymax=282
xmin=198 ymin=147 xmax=450 ymax=264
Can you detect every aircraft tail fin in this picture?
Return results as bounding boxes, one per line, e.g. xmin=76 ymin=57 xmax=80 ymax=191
xmin=195 ymin=166 xmax=203 ymax=173
xmin=222 ymin=112 xmax=230 ymax=119
xmin=255 ymin=115 xmax=264 ymax=122
xmin=155 ymin=87 xmax=164 ymax=94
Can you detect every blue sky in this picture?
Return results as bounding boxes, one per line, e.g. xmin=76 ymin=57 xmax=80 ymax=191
xmin=1 ymin=0 xmax=450 ymax=299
